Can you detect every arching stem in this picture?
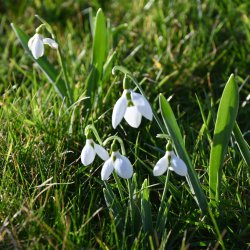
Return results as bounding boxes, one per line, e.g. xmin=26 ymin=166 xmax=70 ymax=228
xmin=103 ymin=136 xmax=126 ymax=155
xmin=84 ymin=125 xmax=103 ymax=145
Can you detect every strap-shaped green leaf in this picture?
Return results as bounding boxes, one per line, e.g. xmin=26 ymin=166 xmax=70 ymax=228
xmin=209 ymin=74 xmax=239 ymax=202
xmin=11 ymin=23 xmax=71 ymax=106
xmin=159 ymin=94 xmax=208 ymax=213
xmin=85 ymin=9 xmax=108 ymax=109
xmin=92 ymin=9 xmax=108 ymax=78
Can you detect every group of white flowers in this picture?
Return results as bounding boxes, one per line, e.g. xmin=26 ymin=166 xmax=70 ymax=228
xmin=80 ymin=86 xmax=188 ymax=180
xmin=81 ymin=136 xmax=187 ymax=181
xmin=28 ymin=30 xmax=188 ymax=181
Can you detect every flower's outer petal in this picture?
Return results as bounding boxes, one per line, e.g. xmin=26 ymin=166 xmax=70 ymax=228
xmin=171 ymin=156 xmax=188 ymax=176
xmin=153 ymin=156 xmax=168 ymax=176
xmin=130 ymin=91 xmax=153 ymax=121
xmin=112 ymin=91 xmax=128 ymax=129
xmin=114 ymin=153 xmax=133 ymax=179
xmin=124 ymin=106 xmax=142 ymax=128
xmin=94 ymin=143 xmax=109 ymax=161
xmin=101 ymin=158 xmax=114 ymax=180
xmin=29 ymin=34 xmax=44 ymax=59
xmin=81 ymin=140 xmax=96 ymax=166
xmin=43 ymin=38 xmax=58 ymax=49
xmin=28 ymin=35 xmax=35 ymax=50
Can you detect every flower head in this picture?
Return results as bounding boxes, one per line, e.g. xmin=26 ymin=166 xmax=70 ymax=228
xmin=101 ymin=151 xmax=133 ymax=180
xmin=153 ymin=150 xmax=188 ymax=177
xmin=81 ymin=139 xmax=109 ymax=166
xmin=28 ymin=33 xmax=58 ymax=59
xmin=112 ymin=89 xmax=153 ymax=129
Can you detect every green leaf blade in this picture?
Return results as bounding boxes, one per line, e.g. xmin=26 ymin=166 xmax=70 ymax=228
xmin=159 ymin=94 xmax=208 ymax=213
xmin=86 ymin=9 xmax=108 ymax=110
xmin=209 ymin=74 xmax=239 ymax=202
xmin=92 ymin=8 xmax=108 ymax=77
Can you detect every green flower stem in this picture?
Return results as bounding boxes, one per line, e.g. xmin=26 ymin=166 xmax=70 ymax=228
xmin=156 ymin=170 xmax=170 ymax=226
xmin=35 ymin=24 xmax=46 ymax=33
xmin=56 ymin=48 xmax=73 ymax=105
xmin=35 ymin=15 xmax=53 ymax=35
xmin=160 ymin=170 xmax=170 ymax=204
xmin=103 ymin=136 xmax=126 ymax=155
xmin=127 ymin=178 xmax=135 ymax=235
xmin=84 ymin=125 xmax=103 ymax=145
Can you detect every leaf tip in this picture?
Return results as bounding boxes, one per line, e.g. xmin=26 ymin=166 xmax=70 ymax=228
xmin=228 ymin=73 xmax=234 ymax=81
xmin=159 ymin=93 xmax=164 ymax=101
xmin=10 ymin=23 xmax=15 ymax=30
xmin=96 ymin=8 xmax=103 ymax=16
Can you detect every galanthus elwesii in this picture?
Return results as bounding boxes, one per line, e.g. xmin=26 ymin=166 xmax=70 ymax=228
xmin=112 ymin=89 xmax=153 ymax=129
xmin=81 ymin=139 xmax=109 ymax=166
xmin=28 ymin=33 xmax=58 ymax=59
xmin=101 ymin=150 xmax=133 ymax=180
xmin=153 ymin=150 xmax=188 ymax=177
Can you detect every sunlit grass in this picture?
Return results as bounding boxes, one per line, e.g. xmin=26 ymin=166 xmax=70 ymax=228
xmin=0 ymin=0 xmax=250 ymax=249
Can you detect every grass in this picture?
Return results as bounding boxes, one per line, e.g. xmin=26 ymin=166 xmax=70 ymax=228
xmin=0 ymin=0 xmax=250 ymax=249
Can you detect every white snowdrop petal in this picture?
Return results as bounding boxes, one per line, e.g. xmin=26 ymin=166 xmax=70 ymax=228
xmin=130 ymin=91 xmax=153 ymax=121
xmin=171 ymin=156 xmax=188 ymax=176
xmin=80 ymin=140 xmax=96 ymax=166
xmin=101 ymin=158 xmax=114 ymax=180
xmin=112 ymin=91 xmax=128 ymax=129
xmin=114 ymin=154 xmax=133 ymax=179
xmin=124 ymin=106 xmax=142 ymax=128
xmin=43 ymin=38 xmax=58 ymax=49
xmin=28 ymin=35 xmax=35 ymax=51
xmin=94 ymin=143 xmax=109 ymax=161
xmin=31 ymin=34 xmax=44 ymax=59
xmin=153 ymin=156 xmax=169 ymax=176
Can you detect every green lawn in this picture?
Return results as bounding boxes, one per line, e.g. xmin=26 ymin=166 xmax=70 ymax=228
xmin=0 ymin=0 xmax=250 ymax=249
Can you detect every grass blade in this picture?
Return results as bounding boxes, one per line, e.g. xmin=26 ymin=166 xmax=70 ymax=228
xmin=103 ymin=183 xmax=124 ymax=232
xmin=233 ymin=122 xmax=250 ymax=169
xmin=156 ymin=170 xmax=172 ymax=237
xmin=11 ymin=23 xmax=71 ymax=106
xmin=103 ymin=50 xmax=117 ymax=82
xmin=209 ymin=74 xmax=239 ymax=202
xmin=141 ymin=179 xmax=153 ymax=235
xmin=159 ymin=94 xmax=208 ymax=213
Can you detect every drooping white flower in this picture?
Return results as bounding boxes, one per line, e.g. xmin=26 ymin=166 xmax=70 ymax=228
xmin=112 ymin=89 xmax=153 ymax=129
xmin=101 ymin=151 xmax=133 ymax=180
xmin=153 ymin=151 xmax=188 ymax=177
xmin=81 ymin=139 xmax=109 ymax=166
xmin=28 ymin=33 xmax=58 ymax=59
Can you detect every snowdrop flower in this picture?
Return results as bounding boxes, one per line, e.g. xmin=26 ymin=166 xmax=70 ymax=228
xmin=101 ymin=151 xmax=133 ymax=180
xmin=112 ymin=89 xmax=153 ymax=129
xmin=153 ymin=150 xmax=188 ymax=177
xmin=28 ymin=33 xmax=58 ymax=59
xmin=81 ymin=139 xmax=109 ymax=166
